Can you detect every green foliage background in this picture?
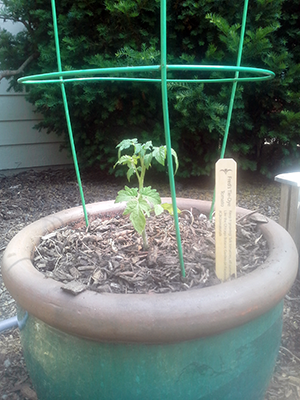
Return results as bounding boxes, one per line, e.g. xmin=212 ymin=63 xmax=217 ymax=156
xmin=0 ymin=0 xmax=299 ymax=177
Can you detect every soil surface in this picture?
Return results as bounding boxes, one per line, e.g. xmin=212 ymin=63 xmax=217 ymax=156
xmin=0 ymin=167 xmax=300 ymax=399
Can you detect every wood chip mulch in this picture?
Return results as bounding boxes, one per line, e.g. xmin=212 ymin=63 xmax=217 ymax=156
xmin=33 ymin=209 xmax=268 ymax=296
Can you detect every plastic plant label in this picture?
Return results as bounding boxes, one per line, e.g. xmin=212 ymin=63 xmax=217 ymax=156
xmin=215 ymin=158 xmax=237 ymax=281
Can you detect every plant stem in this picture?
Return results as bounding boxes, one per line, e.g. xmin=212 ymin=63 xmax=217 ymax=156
xmin=139 ymin=157 xmax=148 ymax=249
xmin=139 ymin=157 xmax=145 ymax=191
xmin=142 ymin=229 xmax=149 ymax=250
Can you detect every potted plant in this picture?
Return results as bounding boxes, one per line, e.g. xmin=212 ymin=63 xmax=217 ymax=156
xmin=2 ymin=139 xmax=298 ymax=400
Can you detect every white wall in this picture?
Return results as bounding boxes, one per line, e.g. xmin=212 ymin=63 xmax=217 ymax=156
xmin=0 ymin=11 xmax=71 ymax=172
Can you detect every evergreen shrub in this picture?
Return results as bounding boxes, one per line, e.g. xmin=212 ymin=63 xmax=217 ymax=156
xmin=0 ymin=0 xmax=299 ymax=177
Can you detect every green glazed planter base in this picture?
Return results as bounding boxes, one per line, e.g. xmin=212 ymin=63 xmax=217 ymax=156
xmin=19 ymin=301 xmax=283 ymax=400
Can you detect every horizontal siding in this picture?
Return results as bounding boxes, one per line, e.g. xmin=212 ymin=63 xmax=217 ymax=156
xmin=0 ymin=78 xmax=17 ymax=95
xmin=0 ymin=142 xmax=70 ymax=170
xmin=0 ymin=95 xmax=43 ymax=122
xmin=0 ymin=95 xmax=70 ymax=170
xmin=0 ymin=121 xmax=64 ymax=145
xmin=0 ymin=14 xmax=71 ymax=172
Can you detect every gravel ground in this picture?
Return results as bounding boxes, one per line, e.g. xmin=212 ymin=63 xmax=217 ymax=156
xmin=0 ymin=167 xmax=299 ymax=399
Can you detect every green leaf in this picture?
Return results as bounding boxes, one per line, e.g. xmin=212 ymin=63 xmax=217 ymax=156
xmin=152 ymin=146 xmax=166 ymax=166
xmin=126 ymin=167 xmax=136 ymax=182
xmin=161 ymin=203 xmax=181 ymax=215
xmin=140 ymin=186 xmax=161 ymax=205
xmin=142 ymin=140 xmax=153 ymax=153
xmin=138 ymin=197 xmax=152 ymax=217
xmin=115 ymin=186 xmax=138 ymax=203
xmin=116 ymin=138 xmax=137 ymax=159
xmin=129 ymin=205 xmax=146 ymax=234
xmin=114 ymin=154 xmax=135 ymax=168
xmin=154 ymin=204 xmax=164 ymax=215
xmin=144 ymin=153 xmax=153 ymax=169
xmin=123 ymin=198 xmax=138 ymax=215
xmin=152 ymin=146 xmax=179 ymax=174
xmin=137 ymin=141 xmax=153 ymax=157
xmin=134 ymin=142 xmax=142 ymax=155
xmin=122 ymin=197 xmax=149 ymax=233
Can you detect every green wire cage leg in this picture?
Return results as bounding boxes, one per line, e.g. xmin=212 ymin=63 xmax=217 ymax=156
xmin=160 ymin=0 xmax=185 ymax=277
xmin=51 ymin=0 xmax=89 ymax=227
xmin=209 ymin=0 xmax=250 ymax=220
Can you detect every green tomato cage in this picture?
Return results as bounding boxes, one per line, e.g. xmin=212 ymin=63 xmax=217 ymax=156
xmin=18 ymin=0 xmax=274 ymax=277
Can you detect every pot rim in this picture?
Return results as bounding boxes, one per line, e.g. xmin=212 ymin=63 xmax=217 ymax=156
xmin=2 ymin=198 xmax=298 ymax=343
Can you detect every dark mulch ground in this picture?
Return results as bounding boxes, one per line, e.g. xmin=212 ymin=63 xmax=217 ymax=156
xmin=1 ymin=167 xmax=300 ymax=399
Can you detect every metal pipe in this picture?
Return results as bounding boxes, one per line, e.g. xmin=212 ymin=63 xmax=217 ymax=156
xmin=0 ymin=312 xmax=28 ymax=333
xmin=0 ymin=316 xmax=18 ymax=333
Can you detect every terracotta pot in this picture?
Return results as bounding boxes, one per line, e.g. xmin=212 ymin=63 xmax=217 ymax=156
xmin=2 ymin=199 xmax=298 ymax=400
